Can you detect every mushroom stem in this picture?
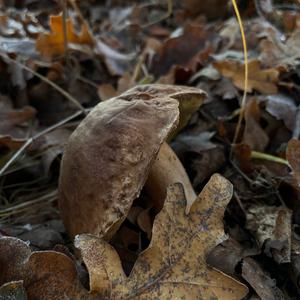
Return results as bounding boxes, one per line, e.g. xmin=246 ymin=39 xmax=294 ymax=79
xmin=145 ymin=142 xmax=196 ymax=213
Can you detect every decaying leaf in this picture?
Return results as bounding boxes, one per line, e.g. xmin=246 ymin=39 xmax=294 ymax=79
xmin=208 ymin=238 xmax=286 ymax=299
xmin=36 ymin=14 xmax=93 ymax=58
xmin=75 ymin=174 xmax=248 ymax=299
xmin=246 ymin=205 xmax=292 ymax=263
xmin=242 ymin=258 xmax=285 ymax=300
xmin=243 ymin=99 xmax=269 ymax=152
xmin=207 ymin=238 xmax=259 ymax=277
xmin=259 ymin=27 xmax=300 ymax=68
xmin=150 ymin=23 xmax=215 ymax=77
xmin=265 ymin=94 xmax=297 ymax=131
xmin=0 ymin=103 xmax=36 ymax=150
xmin=287 ymin=138 xmax=300 ymax=186
xmin=213 ymin=59 xmax=279 ymax=94
xmin=0 ymin=175 xmax=248 ymax=299
xmin=0 ymin=236 xmax=87 ymax=299
xmin=183 ymin=0 xmax=228 ymax=19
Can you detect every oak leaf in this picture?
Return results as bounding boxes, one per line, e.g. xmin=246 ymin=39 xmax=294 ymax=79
xmin=36 ymin=14 xmax=93 ymax=58
xmin=213 ymin=59 xmax=279 ymax=94
xmin=76 ymin=174 xmax=248 ymax=299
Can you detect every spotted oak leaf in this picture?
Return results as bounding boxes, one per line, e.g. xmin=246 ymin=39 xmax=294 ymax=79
xmin=76 ymin=174 xmax=248 ymax=299
xmin=36 ymin=14 xmax=93 ymax=58
xmin=213 ymin=59 xmax=279 ymax=94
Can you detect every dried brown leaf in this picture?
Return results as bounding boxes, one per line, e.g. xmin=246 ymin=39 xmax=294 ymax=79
xmin=242 ymin=258 xmax=285 ymax=300
xmin=150 ymin=24 xmax=215 ymax=77
xmin=246 ymin=205 xmax=292 ymax=263
xmin=75 ymin=174 xmax=248 ymax=299
xmin=213 ymin=59 xmax=279 ymax=94
xmin=243 ymin=99 xmax=269 ymax=152
xmin=0 ymin=237 xmax=89 ymax=300
xmin=265 ymin=94 xmax=297 ymax=131
xmin=0 ymin=105 xmax=36 ymax=149
xmin=36 ymin=15 xmax=93 ymax=59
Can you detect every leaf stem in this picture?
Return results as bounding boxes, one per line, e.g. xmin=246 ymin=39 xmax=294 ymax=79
xmin=0 ymin=109 xmax=90 ymax=177
xmin=251 ymin=151 xmax=290 ymax=166
xmin=0 ymin=53 xmax=86 ymax=113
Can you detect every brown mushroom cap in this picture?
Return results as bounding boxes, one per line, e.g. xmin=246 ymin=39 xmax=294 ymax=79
xmin=59 ymin=96 xmax=179 ymax=239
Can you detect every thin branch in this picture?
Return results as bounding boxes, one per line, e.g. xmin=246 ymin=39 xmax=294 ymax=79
xmin=254 ymin=0 xmax=284 ymax=32
xmin=0 ymin=53 xmax=86 ymax=112
xmin=0 ymin=109 xmax=90 ymax=177
xmin=141 ymin=0 xmax=173 ymax=28
xmin=68 ymin=0 xmax=85 ymax=24
xmin=61 ymin=0 xmax=69 ymax=57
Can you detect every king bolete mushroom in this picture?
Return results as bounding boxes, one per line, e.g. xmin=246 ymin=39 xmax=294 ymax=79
xmin=59 ymin=84 xmax=206 ymax=239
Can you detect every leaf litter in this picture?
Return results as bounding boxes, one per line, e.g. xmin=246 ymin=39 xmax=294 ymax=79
xmin=1 ymin=0 xmax=300 ymax=299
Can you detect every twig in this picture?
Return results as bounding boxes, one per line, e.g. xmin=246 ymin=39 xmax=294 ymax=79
xmin=254 ymin=0 xmax=283 ymax=32
xmin=0 ymin=53 xmax=86 ymax=112
xmin=0 ymin=109 xmax=90 ymax=177
xmin=68 ymin=0 xmax=85 ymax=24
xmin=77 ymin=75 xmax=99 ymax=88
xmin=61 ymin=0 xmax=69 ymax=57
xmin=141 ymin=0 xmax=173 ymax=28
xmin=233 ymin=192 xmax=247 ymax=215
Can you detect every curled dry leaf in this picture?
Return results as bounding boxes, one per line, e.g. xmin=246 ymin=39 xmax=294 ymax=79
xmin=36 ymin=14 xmax=93 ymax=59
xmin=246 ymin=205 xmax=292 ymax=263
xmin=242 ymin=258 xmax=285 ymax=300
xmin=0 ymin=236 xmax=88 ymax=300
xmin=75 ymin=174 xmax=248 ymax=300
xmin=59 ymin=84 xmax=205 ymax=239
xmin=213 ymin=59 xmax=279 ymax=94
xmin=150 ymin=23 xmax=215 ymax=77
xmin=259 ymin=28 xmax=300 ymax=68
xmin=207 ymin=238 xmax=259 ymax=277
xmin=265 ymin=94 xmax=297 ymax=131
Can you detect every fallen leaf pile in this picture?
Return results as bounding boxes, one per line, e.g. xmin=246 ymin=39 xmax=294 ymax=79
xmin=0 ymin=175 xmax=248 ymax=299
xmin=2 ymin=0 xmax=300 ymax=298
xmin=213 ymin=59 xmax=279 ymax=94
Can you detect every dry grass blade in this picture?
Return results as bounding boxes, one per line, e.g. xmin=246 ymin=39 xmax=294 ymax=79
xmin=231 ymin=0 xmax=248 ymax=147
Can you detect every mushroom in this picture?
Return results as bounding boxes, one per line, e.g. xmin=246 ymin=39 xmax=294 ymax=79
xmin=58 ymin=84 xmax=206 ymax=239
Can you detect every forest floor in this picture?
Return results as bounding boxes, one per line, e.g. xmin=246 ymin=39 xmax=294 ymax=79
xmin=1 ymin=1 xmax=300 ymax=299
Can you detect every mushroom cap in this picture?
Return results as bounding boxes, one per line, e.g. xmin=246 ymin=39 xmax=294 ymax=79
xmin=59 ymin=93 xmax=179 ymax=239
xmin=119 ymin=84 xmax=205 ymax=101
